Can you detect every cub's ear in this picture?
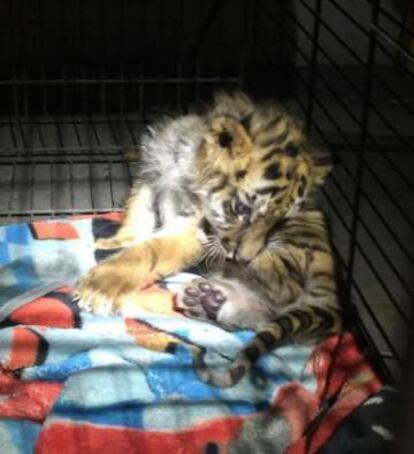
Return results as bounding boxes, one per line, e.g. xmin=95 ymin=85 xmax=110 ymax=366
xmin=210 ymin=116 xmax=252 ymax=155
xmin=213 ymin=91 xmax=254 ymax=118
xmin=306 ymin=144 xmax=333 ymax=185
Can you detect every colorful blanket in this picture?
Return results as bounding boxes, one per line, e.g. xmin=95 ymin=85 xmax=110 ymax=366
xmin=0 ymin=214 xmax=383 ymax=453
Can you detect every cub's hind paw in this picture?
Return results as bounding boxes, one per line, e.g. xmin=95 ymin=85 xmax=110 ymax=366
xmin=176 ymin=276 xmax=273 ymax=331
xmin=175 ymin=279 xmax=227 ymax=323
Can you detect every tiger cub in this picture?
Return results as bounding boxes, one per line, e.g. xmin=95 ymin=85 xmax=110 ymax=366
xmin=76 ymin=92 xmax=342 ymax=388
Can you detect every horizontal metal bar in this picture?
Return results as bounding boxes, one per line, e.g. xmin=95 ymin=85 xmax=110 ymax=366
xmin=0 ymin=145 xmax=140 ymax=155
xmin=0 ymin=158 xmax=128 ymax=165
xmin=0 ymin=208 xmax=123 ymax=218
xmin=0 ymin=77 xmax=239 ymax=86
xmin=0 ymin=119 xmax=148 ymax=126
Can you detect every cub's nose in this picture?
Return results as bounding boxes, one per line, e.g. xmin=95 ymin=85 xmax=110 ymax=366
xmin=234 ymin=249 xmax=250 ymax=265
xmin=235 ymin=202 xmax=252 ymax=224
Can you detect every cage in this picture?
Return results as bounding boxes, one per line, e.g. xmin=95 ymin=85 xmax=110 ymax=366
xmin=0 ymin=0 xmax=412 ymax=399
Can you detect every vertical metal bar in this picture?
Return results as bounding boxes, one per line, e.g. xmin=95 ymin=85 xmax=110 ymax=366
xmin=239 ymin=0 xmax=259 ymax=90
xmin=239 ymin=0 xmax=248 ymax=90
xmin=18 ymin=0 xmax=29 ymax=227
xmin=305 ymin=0 xmax=323 ymax=132
xmin=7 ymin=0 xmax=17 ymax=150
xmin=52 ymin=5 xmax=65 ymax=163
xmin=100 ymin=0 xmax=107 ymax=116
xmin=13 ymin=71 xmax=27 ymax=150
xmin=50 ymin=161 xmax=54 ymax=217
xmin=69 ymin=158 xmax=75 ymax=211
xmin=105 ymin=113 xmax=118 ymax=210
xmin=77 ymin=0 xmax=94 ymax=212
xmin=22 ymin=67 xmax=29 ymax=119
xmin=20 ymin=2 xmax=29 ymax=122
xmin=101 ymin=0 xmax=112 ymax=203
xmin=176 ymin=59 xmax=183 ymax=113
xmin=345 ymin=0 xmax=379 ymax=302
xmin=126 ymin=5 xmax=140 ymax=146
xmin=107 ymin=160 xmax=115 ymax=209
xmin=195 ymin=58 xmax=201 ymax=102
xmin=37 ymin=0 xmax=46 ymax=149
xmin=276 ymin=1 xmax=289 ymax=77
xmin=101 ymin=70 xmax=107 ymax=116
xmin=7 ymin=0 xmax=17 ymax=223
xmin=176 ymin=0 xmax=184 ymax=112
xmin=14 ymin=0 xmax=27 ymax=151
xmin=194 ymin=2 xmax=203 ymax=103
xmin=183 ymin=0 xmax=226 ymax=64
xmin=157 ymin=0 xmax=165 ymax=108
xmin=141 ymin=0 xmax=147 ymax=120
xmin=42 ymin=0 xmax=53 ymax=218
xmin=214 ymin=0 xmax=221 ymax=95
xmin=120 ymin=64 xmax=125 ymax=114
xmin=29 ymin=161 xmax=34 ymax=221
xmin=119 ymin=0 xmax=125 ymax=114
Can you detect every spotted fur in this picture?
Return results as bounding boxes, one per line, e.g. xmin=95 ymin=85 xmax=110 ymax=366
xmin=76 ymin=92 xmax=342 ymax=387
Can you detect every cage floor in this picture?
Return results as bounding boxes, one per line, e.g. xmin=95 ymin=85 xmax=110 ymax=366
xmin=0 ymin=114 xmax=148 ymax=220
xmin=0 ymin=112 xmax=412 ymax=383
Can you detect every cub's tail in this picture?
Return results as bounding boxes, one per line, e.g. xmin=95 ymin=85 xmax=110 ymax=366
xmin=195 ymin=304 xmax=342 ymax=388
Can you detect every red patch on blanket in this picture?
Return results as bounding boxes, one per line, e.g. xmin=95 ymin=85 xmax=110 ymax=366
xmin=30 ymin=221 xmax=80 ymax=240
xmin=7 ymin=327 xmax=44 ymax=370
xmin=68 ymin=212 xmax=123 ymax=222
xmin=285 ymin=332 xmax=383 ymax=454
xmin=0 ymin=370 xmax=62 ymax=422
xmin=7 ymin=297 xmax=78 ymax=329
xmin=36 ymin=417 xmax=243 ymax=454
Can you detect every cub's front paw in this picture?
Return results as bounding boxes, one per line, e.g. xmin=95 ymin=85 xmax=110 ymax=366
xmin=235 ymin=236 xmax=265 ymax=264
xmin=75 ymin=259 xmax=139 ymax=315
xmin=95 ymin=236 xmax=134 ymax=250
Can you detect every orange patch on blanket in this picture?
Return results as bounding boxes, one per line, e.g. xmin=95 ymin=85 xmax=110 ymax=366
xmin=125 ymin=318 xmax=183 ymax=353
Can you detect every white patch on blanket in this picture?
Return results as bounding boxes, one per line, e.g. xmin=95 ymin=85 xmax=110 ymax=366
xmin=143 ymin=402 xmax=234 ymax=430
xmin=371 ymin=424 xmax=394 ymax=441
xmin=363 ymin=395 xmax=383 ymax=406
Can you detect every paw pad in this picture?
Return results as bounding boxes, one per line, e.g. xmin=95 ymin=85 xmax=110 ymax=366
xmin=179 ymin=281 xmax=227 ymax=321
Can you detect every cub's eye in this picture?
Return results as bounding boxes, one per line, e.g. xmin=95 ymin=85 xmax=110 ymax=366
xmin=235 ymin=201 xmax=252 ymax=217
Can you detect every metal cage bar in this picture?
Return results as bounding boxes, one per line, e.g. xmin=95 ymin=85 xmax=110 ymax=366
xmin=0 ymin=0 xmax=412 ymax=389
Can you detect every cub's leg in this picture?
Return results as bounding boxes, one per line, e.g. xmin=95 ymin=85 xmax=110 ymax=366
xmin=176 ymin=276 xmax=274 ymax=331
xmin=186 ymin=248 xmax=342 ymax=388
xmin=177 ymin=246 xmax=340 ymax=336
xmin=76 ymin=221 xmax=204 ymax=315
xmin=95 ymin=182 xmax=156 ymax=250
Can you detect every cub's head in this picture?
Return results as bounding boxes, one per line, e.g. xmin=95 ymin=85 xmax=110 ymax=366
xmin=196 ymin=92 xmax=331 ymax=262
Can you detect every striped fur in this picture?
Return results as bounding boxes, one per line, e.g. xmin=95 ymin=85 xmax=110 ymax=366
xmin=76 ymin=91 xmax=342 ymax=387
